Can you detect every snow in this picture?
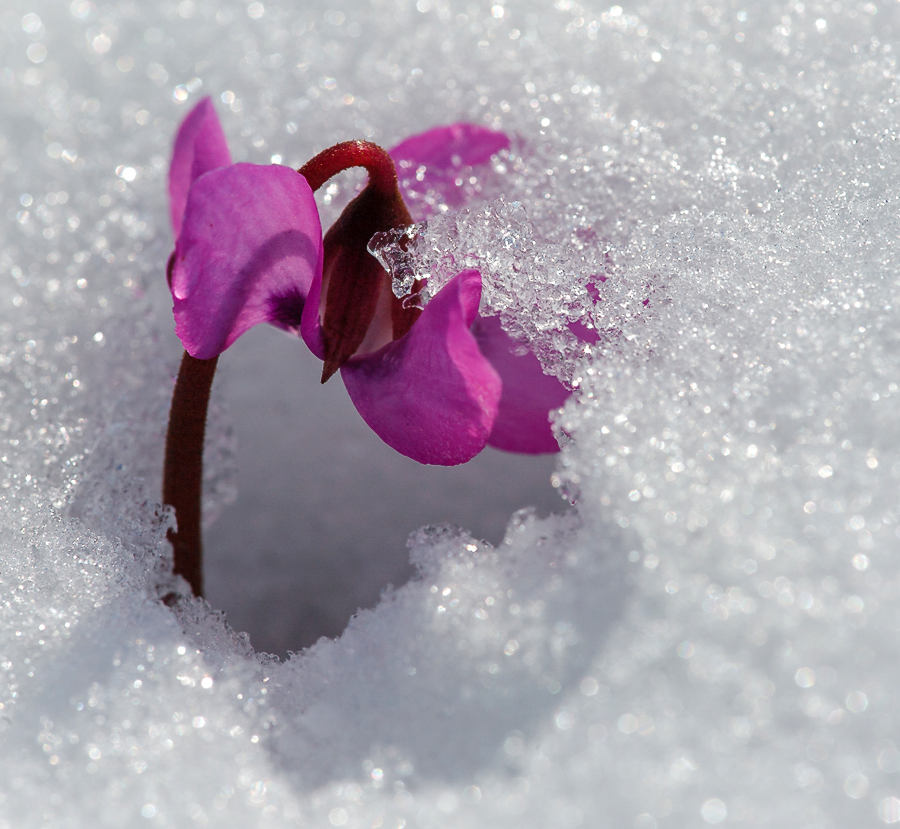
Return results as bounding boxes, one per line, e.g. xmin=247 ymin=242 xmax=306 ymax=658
xmin=2 ymin=0 xmax=900 ymax=827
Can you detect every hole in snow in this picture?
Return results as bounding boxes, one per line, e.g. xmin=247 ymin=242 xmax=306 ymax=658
xmin=204 ymin=324 xmax=567 ymax=657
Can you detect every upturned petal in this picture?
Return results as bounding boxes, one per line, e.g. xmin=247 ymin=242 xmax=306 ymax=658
xmin=340 ymin=270 xmax=500 ymax=465
xmin=470 ymin=315 xmax=569 ymax=454
xmin=168 ymin=97 xmax=232 ymax=237
xmin=390 ymin=123 xmax=510 ymax=218
xmin=171 ymin=163 xmax=322 ymax=359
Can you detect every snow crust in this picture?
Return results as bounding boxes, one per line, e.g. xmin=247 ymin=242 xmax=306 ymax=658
xmin=2 ymin=0 xmax=900 ymax=826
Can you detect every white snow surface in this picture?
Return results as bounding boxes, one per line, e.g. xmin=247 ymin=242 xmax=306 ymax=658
xmin=2 ymin=0 xmax=900 ymax=826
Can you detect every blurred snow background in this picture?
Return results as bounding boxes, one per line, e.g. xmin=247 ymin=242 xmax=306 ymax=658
xmin=2 ymin=0 xmax=900 ymax=826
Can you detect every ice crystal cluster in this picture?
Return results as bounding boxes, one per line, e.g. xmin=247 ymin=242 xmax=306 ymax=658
xmin=2 ymin=0 xmax=900 ymax=827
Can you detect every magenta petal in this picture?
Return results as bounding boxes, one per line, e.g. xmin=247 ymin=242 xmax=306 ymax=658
xmin=389 ymin=123 xmax=510 ymax=218
xmin=390 ymin=123 xmax=510 ymax=168
xmin=340 ymin=270 xmax=501 ymax=465
xmin=168 ymin=98 xmax=232 ymax=236
xmin=171 ymin=163 xmax=323 ymax=359
xmin=299 ymin=258 xmax=325 ymax=360
xmin=470 ymin=316 xmax=569 ymax=454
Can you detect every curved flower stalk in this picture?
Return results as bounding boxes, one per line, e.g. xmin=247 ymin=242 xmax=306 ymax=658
xmin=162 ymin=97 xmax=568 ymax=596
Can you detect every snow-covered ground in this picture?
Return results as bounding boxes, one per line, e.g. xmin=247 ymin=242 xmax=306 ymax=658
xmin=3 ymin=0 xmax=900 ymax=826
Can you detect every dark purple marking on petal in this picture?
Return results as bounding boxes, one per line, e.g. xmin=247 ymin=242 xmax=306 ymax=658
xmin=266 ymin=286 xmax=307 ymax=330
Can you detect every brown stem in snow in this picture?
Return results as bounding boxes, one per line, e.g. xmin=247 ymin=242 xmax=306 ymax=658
xmin=162 ymin=350 xmax=218 ymax=598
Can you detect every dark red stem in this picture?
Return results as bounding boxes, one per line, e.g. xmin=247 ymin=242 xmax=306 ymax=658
xmin=162 ymin=351 xmax=218 ymax=598
xmin=298 ymin=140 xmax=398 ymax=195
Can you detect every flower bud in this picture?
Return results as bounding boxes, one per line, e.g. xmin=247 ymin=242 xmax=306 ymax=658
xmin=299 ymin=141 xmax=420 ymax=382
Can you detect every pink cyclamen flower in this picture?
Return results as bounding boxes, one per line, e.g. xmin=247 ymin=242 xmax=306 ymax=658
xmin=168 ymin=97 xmax=568 ymax=465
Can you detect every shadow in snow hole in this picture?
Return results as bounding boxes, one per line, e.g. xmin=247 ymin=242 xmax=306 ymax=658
xmin=203 ymin=325 xmax=568 ymax=658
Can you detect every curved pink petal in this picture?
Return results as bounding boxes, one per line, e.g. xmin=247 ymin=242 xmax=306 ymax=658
xmin=389 ymin=123 xmax=510 ymax=219
xmin=168 ymin=97 xmax=232 ymax=237
xmin=470 ymin=316 xmax=569 ymax=454
xmin=390 ymin=123 xmax=510 ymax=168
xmin=340 ymin=270 xmax=501 ymax=465
xmin=171 ymin=163 xmax=323 ymax=359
